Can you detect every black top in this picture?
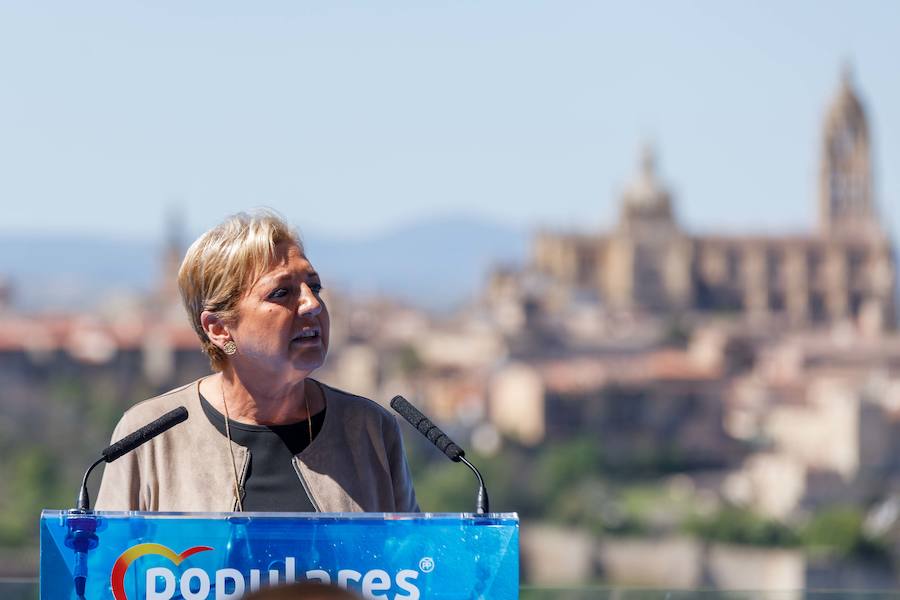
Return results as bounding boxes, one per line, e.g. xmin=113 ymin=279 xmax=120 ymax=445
xmin=199 ymin=392 xmax=326 ymax=512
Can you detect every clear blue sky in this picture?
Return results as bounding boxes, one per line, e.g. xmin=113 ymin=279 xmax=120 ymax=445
xmin=0 ymin=1 xmax=898 ymax=241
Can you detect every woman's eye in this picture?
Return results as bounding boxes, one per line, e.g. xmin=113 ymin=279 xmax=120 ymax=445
xmin=309 ymin=283 xmax=323 ymax=294
xmin=269 ymin=288 xmax=289 ymax=299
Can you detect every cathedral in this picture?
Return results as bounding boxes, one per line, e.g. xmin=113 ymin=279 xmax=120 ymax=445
xmin=511 ymin=69 xmax=897 ymax=332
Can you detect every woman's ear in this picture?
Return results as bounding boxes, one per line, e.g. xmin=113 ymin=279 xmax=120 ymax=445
xmin=201 ymin=311 xmax=232 ymax=349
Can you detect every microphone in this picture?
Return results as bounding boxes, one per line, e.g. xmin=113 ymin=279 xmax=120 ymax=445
xmin=390 ymin=395 xmax=464 ymax=461
xmin=68 ymin=406 xmax=188 ymax=598
xmin=76 ymin=406 xmax=189 ymax=512
xmin=390 ymin=396 xmax=489 ymax=515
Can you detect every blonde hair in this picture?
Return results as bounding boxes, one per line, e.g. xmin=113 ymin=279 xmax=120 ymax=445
xmin=178 ymin=209 xmax=303 ymax=371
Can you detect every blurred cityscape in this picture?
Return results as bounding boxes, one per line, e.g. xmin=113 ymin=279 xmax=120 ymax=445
xmin=1 ymin=67 xmax=899 ymax=592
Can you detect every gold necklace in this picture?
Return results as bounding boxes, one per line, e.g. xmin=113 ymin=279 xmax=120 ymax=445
xmin=304 ymin=383 xmax=314 ymax=444
xmin=221 ymin=380 xmax=315 ymax=512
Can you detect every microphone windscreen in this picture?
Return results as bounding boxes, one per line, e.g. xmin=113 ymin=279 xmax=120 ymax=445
xmin=391 ymin=396 xmax=464 ymax=462
xmin=390 ymin=395 xmax=424 ymax=426
xmin=102 ymin=406 xmax=189 ymax=463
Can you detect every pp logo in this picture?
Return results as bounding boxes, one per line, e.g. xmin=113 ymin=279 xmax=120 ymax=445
xmin=110 ymin=543 xmax=213 ymax=600
xmin=418 ymin=557 xmax=435 ymax=573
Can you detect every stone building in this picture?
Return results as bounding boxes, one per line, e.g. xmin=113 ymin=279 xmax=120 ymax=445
xmin=514 ymin=70 xmax=896 ymax=331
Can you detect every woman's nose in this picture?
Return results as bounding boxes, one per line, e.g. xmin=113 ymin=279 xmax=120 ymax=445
xmin=297 ymin=284 xmax=323 ymax=316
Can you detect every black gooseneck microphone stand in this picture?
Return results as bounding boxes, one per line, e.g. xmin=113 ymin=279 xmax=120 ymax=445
xmin=390 ymin=395 xmax=490 ymax=514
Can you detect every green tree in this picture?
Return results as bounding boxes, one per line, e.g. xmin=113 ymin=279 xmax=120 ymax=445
xmin=0 ymin=447 xmax=68 ymax=546
xmin=685 ymin=506 xmax=800 ymax=547
xmin=801 ymin=506 xmax=888 ymax=559
xmin=531 ymin=437 xmax=603 ymax=507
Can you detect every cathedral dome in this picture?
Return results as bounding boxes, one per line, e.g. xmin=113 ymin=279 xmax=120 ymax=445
xmin=623 ymin=145 xmax=670 ymax=209
xmin=619 ymin=144 xmax=675 ymax=230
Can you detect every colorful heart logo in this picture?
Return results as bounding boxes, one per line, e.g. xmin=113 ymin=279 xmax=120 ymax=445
xmin=110 ymin=543 xmax=213 ymax=600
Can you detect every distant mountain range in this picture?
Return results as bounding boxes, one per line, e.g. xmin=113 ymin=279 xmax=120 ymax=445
xmin=0 ymin=216 xmax=530 ymax=313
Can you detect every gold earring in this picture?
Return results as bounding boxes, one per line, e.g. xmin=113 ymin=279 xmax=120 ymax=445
xmin=223 ymin=340 xmax=238 ymax=355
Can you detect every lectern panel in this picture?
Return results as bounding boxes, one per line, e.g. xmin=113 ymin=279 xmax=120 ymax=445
xmin=40 ymin=511 xmax=518 ymax=600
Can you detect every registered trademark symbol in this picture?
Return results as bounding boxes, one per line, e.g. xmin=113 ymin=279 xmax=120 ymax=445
xmin=419 ymin=557 xmax=435 ymax=573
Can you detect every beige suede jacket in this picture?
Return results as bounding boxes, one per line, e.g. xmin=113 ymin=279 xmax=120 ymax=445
xmin=95 ymin=378 xmax=419 ymax=513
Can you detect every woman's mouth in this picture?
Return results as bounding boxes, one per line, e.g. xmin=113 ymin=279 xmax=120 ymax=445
xmin=292 ymin=329 xmax=321 ymax=344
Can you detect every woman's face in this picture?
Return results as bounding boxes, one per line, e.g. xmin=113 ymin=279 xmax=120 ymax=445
xmin=228 ymin=242 xmax=330 ymax=380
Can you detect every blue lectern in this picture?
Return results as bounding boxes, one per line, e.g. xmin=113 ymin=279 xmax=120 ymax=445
xmin=40 ymin=511 xmax=519 ymax=600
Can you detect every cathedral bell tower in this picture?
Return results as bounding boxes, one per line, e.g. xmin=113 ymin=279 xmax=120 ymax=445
xmin=819 ymin=66 xmax=878 ymax=238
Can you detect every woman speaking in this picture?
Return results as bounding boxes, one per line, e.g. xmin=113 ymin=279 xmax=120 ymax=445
xmin=96 ymin=210 xmax=418 ymax=512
